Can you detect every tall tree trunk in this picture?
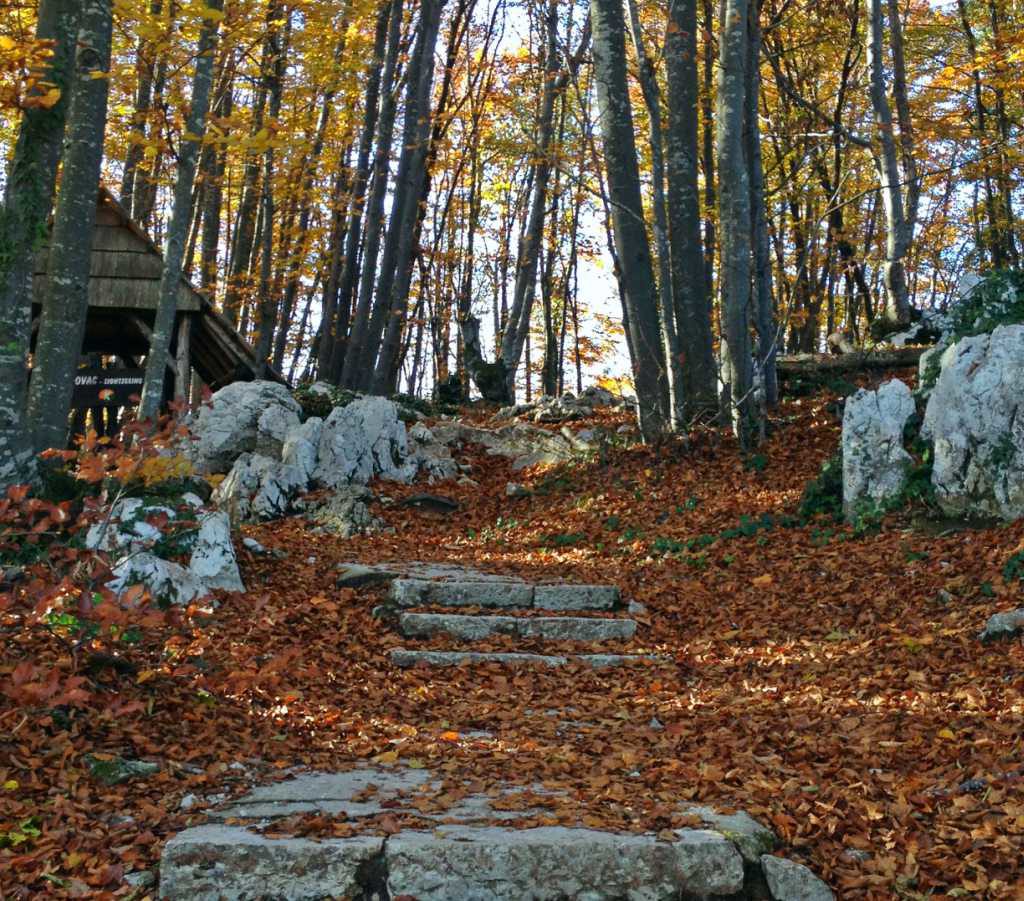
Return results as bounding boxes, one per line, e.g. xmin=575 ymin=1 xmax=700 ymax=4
xmin=319 ymin=0 xmax=395 ymax=380
xmin=139 ymin=0 xmax=223 ymax=421
xmin=27 ymin=0 xmax=114 ymax=452
xmin=866 ymin=0 xmax=914 ymax=325
xmin=627 ymin=0 xmax=684 ymax=424
xmin=223 ymin=1 xmax=275 ymax=325
xmin=0 ymin=0 xmax=80 ymax=486
xmin=496 ymin=0 xmax=561 ymax=397
xmin=253 ymin=10 xmax=287 ymax=371
xmin=715 ymin=0 xmax=758 ymax=445
xmin=590 ymin=0 xmax=669 ymax=440
xmin=200 ymin=76 xmax=233 ymax=293
xmin=339 ymin=0 xmax=406 ymax=388
xmin=666 ymin=0 xmax=718 ymax=417
xmin=366 ymin=0 xmax=447 ymax=394
xmin=744 ymin=0 xmax=778 ymax=409
xmin=120 ymin=0 xmax=161 ymax=213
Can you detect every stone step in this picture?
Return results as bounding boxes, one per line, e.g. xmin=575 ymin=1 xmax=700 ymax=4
xmin=389 ymin=578 xmax=620 ymax=612
xmin=397 ymin=612 xmax=637 ymax=643
xmin=390 ymin=649 xmax=658 ymax=669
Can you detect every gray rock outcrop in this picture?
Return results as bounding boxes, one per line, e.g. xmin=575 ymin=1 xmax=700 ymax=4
xmin=306 ymin=485 xmax=383 ymax=538
xmin=213 ymin=453 xmax=306 ymax=522
xmin=188 ymin=512 xmax=244 ymax=592
xmin=314 ymin=397 xmax=416 ymax=488
xmin=841 ymin=379 xmax=916 ymax=518
xmin=192 ymin=381 xmax=302 ymax=473
xmin=921 ymin=325 xmax=1024 ymax=520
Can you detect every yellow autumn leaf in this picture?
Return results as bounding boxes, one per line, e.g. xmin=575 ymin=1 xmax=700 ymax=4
xmin=0 ymin=35 xmax=16 ymax=51
xmin=373 ymin=749 xmax=399 ymax=764
xmin=937 ymin=727 xmax=956 ymax=741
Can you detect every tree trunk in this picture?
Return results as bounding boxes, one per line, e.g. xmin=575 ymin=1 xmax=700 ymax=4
xmin=666 ymin=0 xmax=718 ymax=417
xmin=366 ymin=0 xmax=446 ymax=394
xmin=320 ymin=0 xmax=395 ymax=380
xmin=715 ymin=0 xmax=758 ymax=446
xmin=139 ymin=0 xmax=223 ymax=421
xmin=0 ymin=0 xmax=80 ymax=486
xmin=27 ymin=0 xmax=114 ymax=452
xmin=339 ymin=0 xmax=406 ymax=388
xmin=866 ymin=0 xmax=913 ymax=325
xmin=627 ymin=0 xmax=684 ymax=425
xmin=744 ymin=0 xmax=778 ymax=409
xmin=590 ymin=0 xmax=669 ymax=440
xmin=223 ymin=1 xmax=276 ymax=325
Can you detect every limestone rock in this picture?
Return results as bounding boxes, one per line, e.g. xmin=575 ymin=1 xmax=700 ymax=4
xmin=188 ymin=512 xmax=244 ymax=593
xmin=681 ymin=806 xmax=776 ymax=863
xmin=761 ymin=854 xmax=834 ymax=900
xmin=255 ymin=403 xmax=301 ymax=459
xmin=306 ymin=485 xmax=382 ymax=538
xmin=85 ymin=498 xmax=178 ymax=554
xmin=213 ymin=453 xmax=307 ymax=522
xmin=108 ymin=553 xmax=207 ymax=606
xmin=921 ymin=325 xmax=1024 ymax=520
xmin=281 ymin=416 xmax=322 ymax=483
xmin=160 ymin=825 xmax=382 ymax=901
xmin=841 ymin=379 xmax=916 ymax=519
xmin=978 ymin=608 xmax=1024 ymax=643
xmin=407 ymin=423 xmax=458 ymax=482
xmin=386 ymin=826 xmax=744 ymax=900
xmin=506 ymin=482 xmax=532 ymax=498
xmin=192 ymin=380 xmax=302 ymax=473
xmin=314 ymin=396 xmax=416 ymax=488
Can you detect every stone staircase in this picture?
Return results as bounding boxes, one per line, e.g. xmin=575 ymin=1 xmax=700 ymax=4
xmin=382 ymin=575 xmax=657 ymax=669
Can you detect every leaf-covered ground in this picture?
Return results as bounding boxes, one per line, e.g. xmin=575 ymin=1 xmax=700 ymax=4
xmin=3 ymin=375 xmax=1024 ymax=899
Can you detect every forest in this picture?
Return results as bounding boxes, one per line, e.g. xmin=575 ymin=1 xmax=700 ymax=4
xmin=2 ymin=0 xmax=1024 ymax=899
xmin=1 ymin=0 xmax=1021 ymax=457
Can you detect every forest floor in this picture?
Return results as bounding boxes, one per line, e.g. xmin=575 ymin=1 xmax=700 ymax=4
xmin=2 ymin=371 xmax=1024 ymax=899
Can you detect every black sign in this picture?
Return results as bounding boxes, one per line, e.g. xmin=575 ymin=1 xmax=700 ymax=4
xmin=71 ymin=368 xmax=145 ymax=408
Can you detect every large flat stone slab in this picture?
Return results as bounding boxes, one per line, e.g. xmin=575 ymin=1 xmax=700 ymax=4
xmin=160 ymin=766 xmax=829 ymax=900
xmin=388 ymin=578 xmax=622 ymax=611
xmin=337 ymin=561 xmax=528 ymax=588
xmin=212 ymin=767 xmax=432 ymax=821
xmin=534 ymin=583 xmax=620 ymax=611
xmin=397 ymin=612 xmax=637 ymax=642
xmin=387 ymin=825 xmax=744 ymax=900
xmin=159 ymin=824 xmax=383 ymax=901
xmin=390 ymin=649 xmax=660 ymax=669
xmin=160 ymin=824 xmax=746 ymax=901
xmin=390 ymin=578 xmax=534 ymax=608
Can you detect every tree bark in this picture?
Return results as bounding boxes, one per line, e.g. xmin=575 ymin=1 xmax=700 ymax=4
xmin=139 ymin=0 xmax=223 ymax=421
xmin=590 ymin=0 xmax=669 ymax=440
xmin=366 ymin=0 xmax=447 ymax=394
xmin=0 ymin=0 xmax=79 ymax=486
xmin=666 ymin=0 xmax=718 ymax=417
xmin=715 ymin=0 xmax=758 ymax=446
xmin=339 ymin=0 xmax=406 ymax=388
xmin=27 ymin=0 xmax=114 ymax=452
xmin=744 ymin=0 xmax=778 ymax=409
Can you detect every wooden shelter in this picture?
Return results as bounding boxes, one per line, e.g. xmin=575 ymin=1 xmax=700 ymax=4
xmin=31 ymin=188 xmax=282 ymax=407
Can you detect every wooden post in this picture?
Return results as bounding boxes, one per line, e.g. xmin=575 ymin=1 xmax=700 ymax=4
xmin=175 ymin=314 xmax=191 ymax=403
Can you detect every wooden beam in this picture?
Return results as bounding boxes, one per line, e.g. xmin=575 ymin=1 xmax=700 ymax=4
xmin=128 ymin=314 xmax=176 ymax=377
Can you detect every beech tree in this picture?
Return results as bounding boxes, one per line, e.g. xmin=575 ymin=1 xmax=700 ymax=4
xmin=0 ymin=0 xmax=79 ymax=487
xmin=138 ymin=0 xmax=224 ymax=421
xmin=27 ymin=0 xmax=114 ymax=453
